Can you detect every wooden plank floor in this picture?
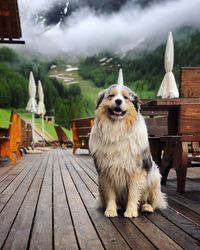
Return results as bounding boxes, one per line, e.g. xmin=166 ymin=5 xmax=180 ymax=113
xmin=0 ymin=149 xmax=200 ymax=250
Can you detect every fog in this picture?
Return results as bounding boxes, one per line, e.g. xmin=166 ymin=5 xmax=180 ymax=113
xmin=17 ymin=0 xmax=200 ymax=57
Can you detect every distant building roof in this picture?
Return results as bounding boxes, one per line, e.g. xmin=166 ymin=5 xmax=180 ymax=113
xmin=0 ymin=0 xmax=24 ymax=44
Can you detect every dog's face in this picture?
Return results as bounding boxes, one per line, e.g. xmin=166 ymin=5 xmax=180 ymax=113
xmin=95 ymin=85 xmax=139 ymax=126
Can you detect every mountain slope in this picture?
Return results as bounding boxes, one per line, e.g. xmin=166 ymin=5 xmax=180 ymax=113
xmin=78 ymin=29 xmax=200 ymax=98
xmin=37 ymin=0 xmax=173 ymax=26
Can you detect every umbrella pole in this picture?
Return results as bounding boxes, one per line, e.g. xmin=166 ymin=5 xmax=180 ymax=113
xmin=42 ymin=114 xmax=45 ymax=147
xmin=32 ymin=113 xmax=35 ymax=149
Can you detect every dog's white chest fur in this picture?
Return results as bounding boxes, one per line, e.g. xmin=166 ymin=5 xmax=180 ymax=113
xmin=89 ymin=114 xmax=149 ymax=175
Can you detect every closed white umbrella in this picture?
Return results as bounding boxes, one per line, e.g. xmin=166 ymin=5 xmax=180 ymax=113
xmin=26 ymin=71 xmax=37 ymax=148
xmin=117 ymin=68 xmax=124 ymax=86
xmin=37 ymin=80 xmax=46 ymax=146
xmin=157 ymin=31 xmax=179 ymax=98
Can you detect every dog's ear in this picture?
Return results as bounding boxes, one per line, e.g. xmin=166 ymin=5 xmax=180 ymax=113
xmin=96 ymin=90 xmax=105 ymax=109
xmin=130 ymin=93 xmax=140 ymax=111
xmin=142 ymin=148 xmax=152 ymax=172
xmin=132 ymin=96 xmax=139 ymax=111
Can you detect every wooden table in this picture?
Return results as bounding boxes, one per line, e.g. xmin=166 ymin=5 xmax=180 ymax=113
xmin=141 ymin=98 xmax=200 ymax=192
xmin=142 ymin=98 xmax=200 ymax=135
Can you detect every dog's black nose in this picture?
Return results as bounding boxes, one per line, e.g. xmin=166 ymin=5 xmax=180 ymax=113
xmin=115 ymin=99 xmax=122 ymax=106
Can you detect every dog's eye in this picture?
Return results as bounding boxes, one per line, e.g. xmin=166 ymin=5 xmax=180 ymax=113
xmin=108 ymin=94 xmax=115 ymax=100
xmin=123 ymin=95 xmax=129 ymax=100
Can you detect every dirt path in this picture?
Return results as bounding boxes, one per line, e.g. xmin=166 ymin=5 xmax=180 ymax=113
xmin=49 ymin=66 xmax=79 ymax=85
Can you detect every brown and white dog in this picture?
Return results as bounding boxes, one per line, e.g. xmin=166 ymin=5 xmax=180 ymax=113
xmin=89 ymin=84 xmax=167 ymax=218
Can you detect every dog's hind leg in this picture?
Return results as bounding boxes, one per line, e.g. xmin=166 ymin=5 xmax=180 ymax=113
xmin=145 ymin=162 xmax=168 ymax=211
xmin=141 ymin=203 xmax=154 ymax=213
xmin=147 ymin=177 xmax=167 ymax=211
xmin=140 ymin=192 xmax=154 ymax=213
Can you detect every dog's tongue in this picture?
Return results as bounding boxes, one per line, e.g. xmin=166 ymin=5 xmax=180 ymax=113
xmin=114 ymin=111 xmax=122 ymax=115
xmin=113 ymin=108 xmax=122 ymax=115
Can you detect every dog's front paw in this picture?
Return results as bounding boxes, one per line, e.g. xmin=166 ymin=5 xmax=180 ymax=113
xmin=141 ymin=203 xmax=153 ymax=213
xmin=124 ymin=208 xmax=138 ymax=218
xmin=104 ymin=208 xmax=118 ymax=217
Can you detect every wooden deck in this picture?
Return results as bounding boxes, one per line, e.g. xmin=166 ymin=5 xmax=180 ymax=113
xmin=0 ymin=149 xmax=200 ymax=250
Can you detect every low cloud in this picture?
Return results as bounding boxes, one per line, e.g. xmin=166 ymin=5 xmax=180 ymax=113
xmin=17 ymin=0 xmax=200 ymax=57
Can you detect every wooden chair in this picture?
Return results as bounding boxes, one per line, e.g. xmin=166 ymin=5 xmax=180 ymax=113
xmin=19 ymin=119 xmax=29 ymax=154
xmin=70 ymin=117 xmax=94 ymax=154
xmin=180 ymin=67 xmax=200 ymax=156
xmin=160 ymin=67 xmax=200 ymax=192
xmin=54 ymin=125 xmax=73 ymax=148
xmin=26 ymin=123 xmax=32 ymax=148
xmin=0 ymin=111 xmax=22 ymax=165
xmin=141 ymin=110 xmax=168 ymax=166
xmin=180 ymin=67 xmax=200 ymax=98
xmin=160 ymin=104 xmax=200 ymax=192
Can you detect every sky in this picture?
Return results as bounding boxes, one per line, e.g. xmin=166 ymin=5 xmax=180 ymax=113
xmin=17 ymin=0 xmax=200 ymax=57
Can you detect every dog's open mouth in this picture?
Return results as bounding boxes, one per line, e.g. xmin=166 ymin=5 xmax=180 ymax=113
xmin=108 ymin=107 xmax=126 ymax=117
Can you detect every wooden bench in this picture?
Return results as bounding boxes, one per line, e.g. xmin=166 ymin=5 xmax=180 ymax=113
xmin=19 ymin=119 xmax=27 ymax=151
xmin=19 ymin=119 xmax=34 ymax=154
xmin=141 ymin=110 xmax=168 ymax=166
xmin=26 ymin=123 xmax=32 ymax=148
xmin=70 ymin=117 xmax=94 ymax=154
xmin=0 ymin=111 xmax=22 ymax=165
xmin=54 ymin=125 xmax=73 ymax=148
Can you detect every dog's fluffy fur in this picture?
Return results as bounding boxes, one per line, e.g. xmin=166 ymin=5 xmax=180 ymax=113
xmin=89 ymin=84 xmax=167 ymax=218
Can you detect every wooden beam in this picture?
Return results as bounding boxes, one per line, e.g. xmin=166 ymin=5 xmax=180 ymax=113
xmin=0 ymin=39 xmax=25 ymax=44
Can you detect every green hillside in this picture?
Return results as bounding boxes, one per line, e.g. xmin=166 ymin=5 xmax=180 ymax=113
xmin=0 ymin=28 xmax=200 ymax=131
xmin=49 ymin=68 xmax=102 ymax=105
xmin=0 ymin=109 xmax=11 ymax=128
xmin=79 ymin=29 xmax=200 ymax=98
xmin=0 ymin=47 xmax=95 ymax=129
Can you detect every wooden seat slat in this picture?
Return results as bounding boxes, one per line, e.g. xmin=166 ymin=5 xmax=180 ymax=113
xmin=141 ymin=108 xmax=168 ymax=166
xmin=71 ymin=117 xmax=94 ymax=127
xmin=54 ymin=125 xmax=73 ymax=148
xmin=178 ymin=104 xmax=200 ymax=134
xmin=76 ymin=127 xmax=91 ymax=135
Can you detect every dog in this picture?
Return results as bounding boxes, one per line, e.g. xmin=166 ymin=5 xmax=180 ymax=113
xmin=89 ymin=84 xmax=167 ymax=218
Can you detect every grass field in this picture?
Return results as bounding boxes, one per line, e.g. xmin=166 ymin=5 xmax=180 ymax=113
xmin=0 ymin=108 xmax=71 ymax=140
xmin=71 ymin=71 xmax=102 ymax=103
xmin=49 ymin=67 xmax=103 ymax=104
xmin=0 ymin=109 xmax=11 ymax=128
